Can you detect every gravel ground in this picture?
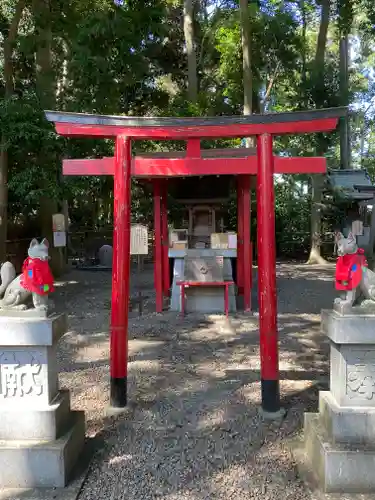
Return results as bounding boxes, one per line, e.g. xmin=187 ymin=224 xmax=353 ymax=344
xmin=53 ymin=262 xmax=336 ymax=500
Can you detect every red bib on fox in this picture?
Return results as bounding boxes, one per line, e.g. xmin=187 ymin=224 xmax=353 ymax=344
xmin=335 ymin=248 xmax=367 ymax=291
xmin=20 ymin=257 xmax=55 ymax=296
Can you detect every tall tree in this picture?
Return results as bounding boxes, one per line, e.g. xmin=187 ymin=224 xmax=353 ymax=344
xmin=32 ymin=0 xmax=65 ymax=275
xmin=339 ymin=35 xmax=350 ymax=168
xmin=0 ymin=0 xmax=26 ymax=263
xmin=338 ymin=0 xmax=353 ymax=169
xmin=239 ymin=0 xmax=252 ymax=116
xmin=307 ymin=0 xmax=331 ymax=265
xmin=183 ymin=0 xmax=198 ymax=102
xmin=239 ymin=0 xmax=254 ymax=148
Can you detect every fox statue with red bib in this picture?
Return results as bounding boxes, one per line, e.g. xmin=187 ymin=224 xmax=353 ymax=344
xmin=334 ymin=231 xmax=375 ymax=313
xmin=0 ymin=238 xmax=54 ymax=314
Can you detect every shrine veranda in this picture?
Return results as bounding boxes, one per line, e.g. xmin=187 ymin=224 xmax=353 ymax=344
xmin=46 ymin=107 xmax=346 ymax=414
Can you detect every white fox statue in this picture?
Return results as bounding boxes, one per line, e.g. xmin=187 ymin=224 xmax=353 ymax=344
xmin=0 ymin=238 xmax=54 ymax=313
xmin=334 ymin=231 xmax=375 ymax=312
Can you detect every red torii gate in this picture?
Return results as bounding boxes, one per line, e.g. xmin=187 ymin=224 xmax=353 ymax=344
xmin=63 ymin=147 xmax=327 ymax=315
xmin=45 ymin=107 xmax=346 ymax=415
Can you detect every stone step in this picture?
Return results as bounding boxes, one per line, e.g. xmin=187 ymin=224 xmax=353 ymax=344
xmin=0 ymin=410 xmax=85 ymax=488
xmin=0 ymin=389 xmax=71 ymax=441
xmin=305 ymin=411 xmax=375 ymax=493
xmin=319 ymin=390 xmax=375 ymax=445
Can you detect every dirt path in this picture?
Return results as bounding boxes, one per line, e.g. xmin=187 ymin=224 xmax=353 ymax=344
xmin=54 ymin=263 xmax=336 ymax=500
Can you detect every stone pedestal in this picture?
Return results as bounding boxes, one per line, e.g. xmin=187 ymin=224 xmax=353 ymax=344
xmin=0 ymin=313 xmax=85 ymax=488
xmin=302 ymin=309 xmax=375 ymax=493
xmin=169 ymin=249 xmax=237 ymax=313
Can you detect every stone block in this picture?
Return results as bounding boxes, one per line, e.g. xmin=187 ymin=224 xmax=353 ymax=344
xmin=0 ymin=411 xmax=85 ymax=488
xmin=184 ymin=254 xmax=224 ymax=282
xmin=319 ymin=390 xmax=375 ymax=445
xmin=0 ymin=314 xmax=67 ymax=409
xmin=297 ymin=308 xmax=375 ymax=494
xmin=322 ymin=310 xmax=375 ymax=408
xmin=0 ymin=313 xmax=67 ymax=346
xmin=0 ymin=389 xmax=71 ymax=441
xmin=0 ymin=344 xmax=60 ymax=408
xmin=321 ymin=309 xmax=375 ymax=345
xmin=98 ymin=245 xmax=113 ymax=267
xmin=184 ymin=285 xmax=236 ymax=314
xmin=330 ymin=342 xmax=375 ymax=407
xmin=304 ymin=412 xmax=375 ymax=493
xmin=171 ymin=254 xmax=236 ymax=313
xmin=0 ymin=313 xmax=86 ymax=489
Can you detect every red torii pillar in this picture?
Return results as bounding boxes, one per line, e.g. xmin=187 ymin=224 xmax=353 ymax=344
xmin=110 ymin=135 xmax=132 ymax=408
xmin=237 ymin=175 xmax=252 ymax=312
xmin=242 ymin=175 xmax=252 ymax=313
xmin=153 ymin=180 xmax=164 ymax=313
xmin=161 ymin=181 xmax=170 ymax=298
xmin=257 ymin=133 xmax=280 ymax=414
xmin=236 ymin=178 xmax=244 ymax=297
xmin=153 ymin=179 xmax=169 ymax=311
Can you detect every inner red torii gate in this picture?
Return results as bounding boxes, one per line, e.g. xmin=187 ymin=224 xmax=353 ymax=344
xmin=62 ymin=147 xmax=326 ymax=315
xmin=45 ymin=107 xmax=346 ymax=414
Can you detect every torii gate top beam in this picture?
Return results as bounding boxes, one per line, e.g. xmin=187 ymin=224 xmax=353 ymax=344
xmin=45 ymin=107 xmax=347 ymax=139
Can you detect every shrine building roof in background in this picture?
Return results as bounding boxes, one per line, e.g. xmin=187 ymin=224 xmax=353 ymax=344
xmin=327 ymin=169 xmax=375 ymax=201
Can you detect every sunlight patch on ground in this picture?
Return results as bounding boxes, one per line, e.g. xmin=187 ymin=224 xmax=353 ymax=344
xmin=279 ymin=320 xmax=315 ymax=330
xmin=195 ymin=362 xmax=227 ymax=378
xmin=241 ymin=383 xmax=262 ymax=404
xmin=54 ymin=280 xmax=79 ymax=287
xmin=295 ymin=337 xmax=320 ymax=348
xmin=286 ymin=331 xmax=320 ymax=343
xmin=167 ymin=378 xmax=212 ymax=397
xmin=189 ymin=327 xmax=235 ymax=341
xmin=194 ymin=407 xmax=228 ymax=431
xmin=63 ymin=331 xmax=108 ymax=345
xmin=128 ymin=339 xmax=165 ymax=356
xmin=109 ymin=454 xmax=133 ymax=466
xmin=231 ymin=319 xmax=259 ymax=333
xmin=74 ymin=343 xmax=109 ymax=363
xmin=280 ymin=380 xmax=315 ymax=394
xmin=277 ymin=312 xmax=321 ymax=321
xmin=224 ymin=362 xmax=257 ymax=373
xmin=129 ymin=359 xmax=162 ymax=373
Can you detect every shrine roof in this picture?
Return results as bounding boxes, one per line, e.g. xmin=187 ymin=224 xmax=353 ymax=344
xmin=327 ymin=169 xmax=375 ymax=201
xmin=45 ymin=107 xmax=347 ymax=139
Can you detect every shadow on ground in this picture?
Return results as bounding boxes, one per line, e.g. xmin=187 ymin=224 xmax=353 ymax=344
xmin=49 ymin=262 xmax=336 ymax=499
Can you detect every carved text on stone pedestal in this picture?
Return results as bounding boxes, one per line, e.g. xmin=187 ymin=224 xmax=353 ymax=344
xmin=347 ymin=349 xmax=375 ymax=400
xmin=0 ymin=351 xmax=44 ymax=398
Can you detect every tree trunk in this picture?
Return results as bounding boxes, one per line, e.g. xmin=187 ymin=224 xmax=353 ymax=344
xmin=33 ymin=0 xmax=55 ymax=107
xmin=239 ymin=0 xmax=252 ymax=116
xmin=307 ymin=175 xmax=329 ymax=265
xmin=0 ymin=0 xmax=26 ymax=263
xmin=307 ymin=0 xmax=330 ymax=265
xmin=183 ymin=0 xmax=198 ymax=102
xmin=56 ymin=39 xmax=70 ymax=266
xmin=339 ymin=34 xmax=350 ymax=169
xmin=301 ymin=0 xmax=307 ymax=101
xmin=32 ymin=0 xmax=64 ymax=276
xmin=239 ymin=0 xmax=255 ymax=147
xmin=314 ymin=0 xmax=330 ymax=73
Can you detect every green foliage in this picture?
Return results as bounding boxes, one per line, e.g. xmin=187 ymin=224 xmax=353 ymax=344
xmin=0 ymin=94 xmax=65 ymax=214
xmin=1 ymin=0 xmax=375 ymax=253
xmin=214 ymin=4 xmax=302 ymax=111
